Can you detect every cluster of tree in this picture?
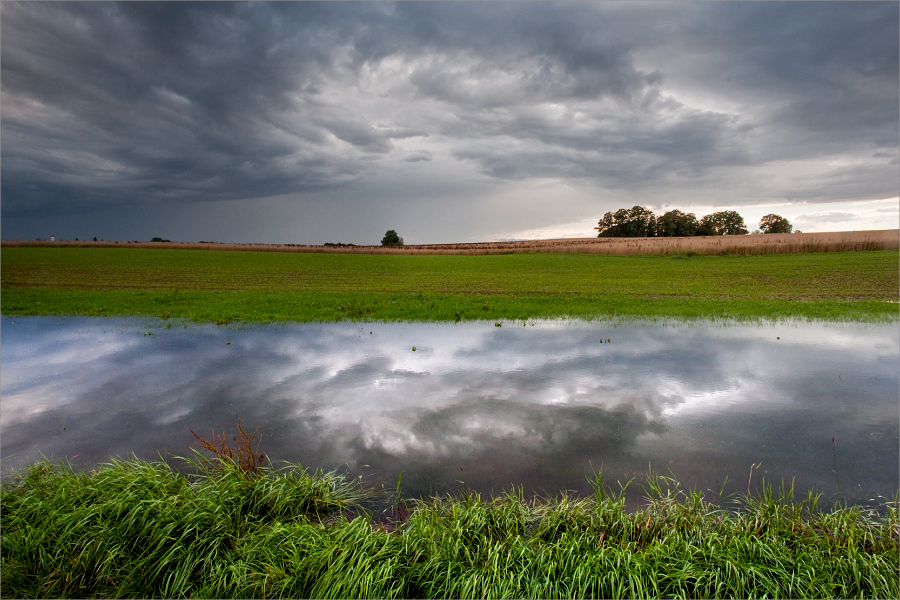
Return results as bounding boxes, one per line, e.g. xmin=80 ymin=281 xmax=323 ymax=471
xmin=323 ymin=242 xmax=357 ymax=247
xmin=595 ymin=207 xmax=792 ymax=238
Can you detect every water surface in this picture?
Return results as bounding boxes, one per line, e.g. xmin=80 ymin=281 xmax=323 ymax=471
xmin=2 ymin=316 xmax=897 ymax=504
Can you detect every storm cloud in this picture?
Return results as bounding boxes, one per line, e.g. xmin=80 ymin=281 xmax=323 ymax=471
xmin=2 ymin=1 xmax=897 ymax=243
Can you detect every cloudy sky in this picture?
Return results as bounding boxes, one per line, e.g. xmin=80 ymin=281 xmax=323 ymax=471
xmin=2 ymin=1 xmax=898 ymax=244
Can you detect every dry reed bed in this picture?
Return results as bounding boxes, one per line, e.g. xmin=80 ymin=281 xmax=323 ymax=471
xmin=4 ymin=229 xmax=897 ymax=256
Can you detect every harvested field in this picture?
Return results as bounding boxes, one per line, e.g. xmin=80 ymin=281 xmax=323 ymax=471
xmin=5 ymin=229 xmax=897 ymax=255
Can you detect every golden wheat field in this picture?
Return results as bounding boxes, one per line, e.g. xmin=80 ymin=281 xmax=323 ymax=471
xmin=4 ymin=229 xmax=898 ymax=256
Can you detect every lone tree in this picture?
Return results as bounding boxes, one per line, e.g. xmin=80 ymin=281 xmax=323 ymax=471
xmin=759 ymin=214 xmax=792 ymax=234
xmin=697 ymin=210 xmax=748 ymax=236
xmin=381 ymin=230 xmax=404 ymax=246
xmin=595 ymin=205 xmax=657 ymax=237
xmin=656 ymin=209 xmax=700 ymax=237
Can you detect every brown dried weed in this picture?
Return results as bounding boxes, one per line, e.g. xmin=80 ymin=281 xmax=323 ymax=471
xmin=190 ymin=419 xmax=266 ymax=476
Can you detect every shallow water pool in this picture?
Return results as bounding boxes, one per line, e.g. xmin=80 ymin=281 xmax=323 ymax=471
xmin=2 ymin=316 xmax=897 ymax=504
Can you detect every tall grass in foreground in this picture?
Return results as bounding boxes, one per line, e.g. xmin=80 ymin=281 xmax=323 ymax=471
xmin=2 ymin=458 xmax=897 ymax=599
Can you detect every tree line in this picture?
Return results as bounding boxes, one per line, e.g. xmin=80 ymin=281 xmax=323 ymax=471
xmin=595 ymin=207 xmax=792 ymax=238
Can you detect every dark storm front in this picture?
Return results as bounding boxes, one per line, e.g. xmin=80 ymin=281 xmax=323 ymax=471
xmin=2 ymin=317 xmax=897 ymax=503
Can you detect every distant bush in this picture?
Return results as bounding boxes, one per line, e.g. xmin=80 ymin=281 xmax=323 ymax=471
xmin=760 ymin=214 xmax=793 ymax=234
xmin=595 ymin=206 xmax=657 ymax=237
xmin=381 ymin=230 xmax=404 ymax=246
xmin=656 ymin=210 xmax=700 ymax=237
xmin=698 ymin=210 xmax=749 ymax=236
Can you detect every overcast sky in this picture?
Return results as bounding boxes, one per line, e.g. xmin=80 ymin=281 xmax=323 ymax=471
xmin=2 ymin=1 xmax=898 ymax=244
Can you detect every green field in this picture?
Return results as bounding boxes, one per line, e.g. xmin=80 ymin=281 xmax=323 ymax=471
xmin=1 ymin=246 xmax=897 ymax=322
xmin=2 ymin=456 xmax=897 ymax=599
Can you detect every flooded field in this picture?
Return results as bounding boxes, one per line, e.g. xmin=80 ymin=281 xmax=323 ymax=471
xmin=2 ymin=316 xmax=897 ymax=504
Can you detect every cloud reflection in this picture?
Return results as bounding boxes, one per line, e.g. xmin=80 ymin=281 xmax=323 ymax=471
xmin=1 ymin=317 xmax=896 ymax=501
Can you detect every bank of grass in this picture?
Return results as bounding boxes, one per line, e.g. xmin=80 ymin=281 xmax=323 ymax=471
xmin=2 ymin=247 xmax=898 ymax=322
xmin=2 ymin=456 xmax=897 ymax=599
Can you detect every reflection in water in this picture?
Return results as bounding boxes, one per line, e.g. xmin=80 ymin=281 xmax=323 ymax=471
xmin=1 ymin=316 xmax=897 ymax=503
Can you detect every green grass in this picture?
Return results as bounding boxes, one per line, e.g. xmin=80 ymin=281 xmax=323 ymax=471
xmin=2 ymin=246 xmax=897 ymax=322
xmin=2 ymin=457 xmax=897 ymax=599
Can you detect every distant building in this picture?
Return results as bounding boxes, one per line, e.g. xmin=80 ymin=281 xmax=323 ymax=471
xmin=50 ymin=236 xmax=56 ymax=241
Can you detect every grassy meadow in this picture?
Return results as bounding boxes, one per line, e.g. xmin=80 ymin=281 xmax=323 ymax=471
xmin=1 ymin=246 xmax=897 ymax=322
xmin=3 ymin=245 xmax=898 ymax=598
xmin=2 ymin=456 xmax=897 ymax=599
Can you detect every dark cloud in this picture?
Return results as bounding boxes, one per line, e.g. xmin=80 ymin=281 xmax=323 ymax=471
xmin=1 ymin=2 xmax=896 ymax=242
xmin=404 ymin=150 xmax=433 ymax=163
xmin=1 ymin=2 xmax=382 ymax=218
